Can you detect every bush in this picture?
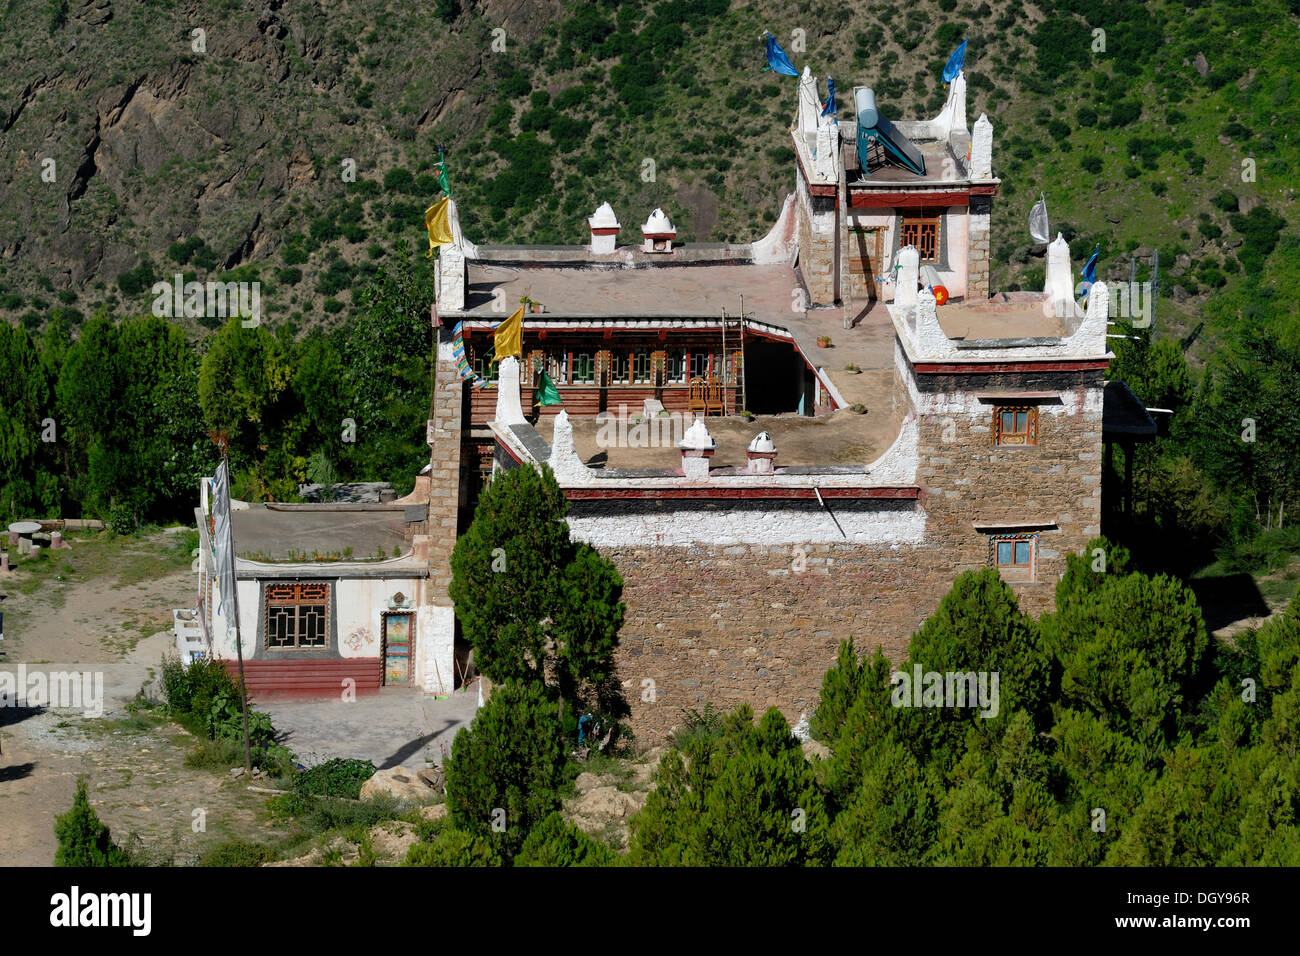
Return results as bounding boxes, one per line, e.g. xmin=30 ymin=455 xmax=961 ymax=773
xmin=444 ymin=680 xmax=567 ymax=859
xmin=294 ymin=758 xmax=376 ymax=799
xmin=515 ymin=812 xmax=616 ymax=866
xmin=1080 ymin=155 xmax=1102 ymax=175
xmin=199 ymin=840 xmax=273 ymax=866
xmin=404 ymin=828 xmax=502 ymax=866
xmin=54 ymin=779 xmax=132 ymax=867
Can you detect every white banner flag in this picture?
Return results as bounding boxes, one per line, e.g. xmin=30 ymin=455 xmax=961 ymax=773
xmin=1028 ymin=194 xmax=1050 ymax=244
xmin=209 ymin=460 xmax=238 ymax=625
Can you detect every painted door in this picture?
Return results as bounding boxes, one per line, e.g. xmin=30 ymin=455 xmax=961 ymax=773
xmin=383 ymin=612 xmax=414 ymax=685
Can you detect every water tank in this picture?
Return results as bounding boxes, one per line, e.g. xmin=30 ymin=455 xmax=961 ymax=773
xmin=855 ymin=87 xmax=879 ymax=130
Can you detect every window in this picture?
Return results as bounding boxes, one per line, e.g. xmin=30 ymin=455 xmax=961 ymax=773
xmin=665 ymin=349 xmax=687 ymax=383
xmin=901 ymin=217 xmax=940 ymax=262
xmin=472 ymin=348 xmax=498 ymax=383
xmin=572 ymin=352 xmax=595 ymax=384
xmin=993 ymin=405 xmax=1038 ymax=446
xmin=611 ymin=350 xmax=631 ymax=384
xmin=630 ymin=351 xmax=652 ymax=384
xmin=690 ymin=351 xmax=718 ymax=379
xmin=990 ymin=535 xmax=1035 ymax=582
xmin=265 ymin=582 xmax=330 ymax=649
xmin=545 ymin=350 xmax=568 ymax=384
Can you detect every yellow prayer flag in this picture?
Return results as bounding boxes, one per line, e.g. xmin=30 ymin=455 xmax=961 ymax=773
xmin=492 ymin=306 xmax=524 ymax=361
xmin=424 ymin=197 xmax=454 ymax=259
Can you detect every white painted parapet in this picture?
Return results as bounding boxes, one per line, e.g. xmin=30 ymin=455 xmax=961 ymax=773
xmin=930 ymin=70 xmax=968 ymax=140
xmin=678 ymin=416 xmax=716 ymax=481
xmin=751 ymin=193 xmax=798 ymax=265
xmin=446 ymin=198 xmax=479 ymax=258
xmin=1044 ymin=233 xmax=1076 ymax=319
xmin=746 ymin=432 xmax=778 ymax=474
xmin=641 ymin=208 xmax=676 ymax=253
xmin=895 ymin=246 xmax=920 ymax=309
xmin=797 ymin=66 xmax=821 ymax=139
xmin=494 ymin=356 xmax=527 ymax=426
xmin=588 ymin=202 xmax=620 ymax=254
xmin=436 ymin=245 xmax=466 ymax=311
xmin=969 ymin=113 xmax=993 ymax=179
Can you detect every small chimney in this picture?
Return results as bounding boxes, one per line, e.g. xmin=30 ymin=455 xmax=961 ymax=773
xmin=678 ymin=416 xmax=715 ymax=480
xmin=746 ymin=432 xmax=778 ymax=475
xmin=588 ymin=202 xmax=620 ymax=254
xmin=641 ymin=207 xmax=676 ymax=253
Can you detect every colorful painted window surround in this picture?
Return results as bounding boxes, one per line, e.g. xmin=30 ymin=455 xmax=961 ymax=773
xmin=993 ymin=405 xmax=1039 ymax=446
xmin=989 ymin=534 xmax=1036 ymax=583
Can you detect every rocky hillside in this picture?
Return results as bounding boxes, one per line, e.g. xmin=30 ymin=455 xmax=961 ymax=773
xmin=1 ymin=0 xmax=1297 ymax=353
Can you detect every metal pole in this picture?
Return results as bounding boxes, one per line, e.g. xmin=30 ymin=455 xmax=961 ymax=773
xmin=221 ymin=449 xmax=253 ymax=773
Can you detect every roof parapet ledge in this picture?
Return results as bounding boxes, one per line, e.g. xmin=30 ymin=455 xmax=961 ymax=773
xmin=929 ymin=70 xmax=967 ymax=140
xmin=969 ymin=113 xmax=993 ymax=180
xmin=1044 ymin=233 xmax=1081 ymax=321
xmin=1067 ymin=279 xmax=1110 ymax=356
xmin=796 ymin=65 xmax=820 ymax=139
xmin=863 ymin=412 xmax=919 ymax=485
xmin=446 ymin=198 xmax=479 ymax=258
xmin=494 ymin=356 xmax=528 ymax=426
xmin=750 ymin=193 xmax=798 ymax=265
xmin=547 ymin=410 xmax=597 ymax=483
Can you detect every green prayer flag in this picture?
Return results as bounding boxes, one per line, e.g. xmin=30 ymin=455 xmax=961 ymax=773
xmin=535 ymin=369 xmax=563 ymax=406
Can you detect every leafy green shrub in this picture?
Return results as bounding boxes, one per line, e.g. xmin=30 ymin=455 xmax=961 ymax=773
xmin=515 ymin=812 xmax=616 ymax=866
xmin=198 ymin=840 xmax=273 ymax=867
xmin=1212 ymin=190 xmax=1239 ymax=213
xmin=629 ymin=706 xmax=832 ymax=866
xmin=1080 ymin=155 xmax=1102 ymax=174
xmin=404 ymin=828 xmax=502 ymax=866
xmin=444 ymin=680 xmax=567 ymax=859
xmin=54 ymin=779 xmax=132 ymax=867
xmin=294 ymin=758 xmax=376 ymax=799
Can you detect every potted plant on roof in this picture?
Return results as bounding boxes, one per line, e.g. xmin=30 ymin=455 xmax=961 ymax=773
xmin=817 ymin=335 xmax=832 ymax=348
xmin=520 ymin=295 xmax=545 ymax=314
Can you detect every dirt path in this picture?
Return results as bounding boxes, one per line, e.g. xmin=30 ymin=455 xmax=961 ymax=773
xmin=0 ymin=530 xmax=288 ymax=865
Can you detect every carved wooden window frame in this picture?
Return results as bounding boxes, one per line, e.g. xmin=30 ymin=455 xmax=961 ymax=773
xmin=265 ymin=582 xmax=331 ymax=650
xmin=989 ymin=534 xmax=1036 ymax=583
xmin=993 ymin=405 xmax=1039 ymax=446
xmin=901 ymin=217 xmax=940 ymax=262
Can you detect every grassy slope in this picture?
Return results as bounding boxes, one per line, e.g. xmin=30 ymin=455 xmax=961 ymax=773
xmin=0 ymin=0 xmax=1295 ymax=362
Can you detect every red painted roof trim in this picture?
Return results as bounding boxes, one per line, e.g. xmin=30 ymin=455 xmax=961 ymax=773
xmin=849 ymin=190 xmax=971 ymax=208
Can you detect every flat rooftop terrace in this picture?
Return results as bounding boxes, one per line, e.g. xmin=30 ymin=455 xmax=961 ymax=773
xmin=229 ymin=504 xmax=410 ymax=562
xmin=936 ymin=292 xmax=1068 ymax=341
xmin=532 ymin=407 xmax=901 ymax=472
xmin=456 ymin=261 xmax=799 ymax=320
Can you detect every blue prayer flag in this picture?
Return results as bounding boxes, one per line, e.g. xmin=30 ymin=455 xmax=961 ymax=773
xmin=764 ymin=32 xmax=798 ymax=76
xmin=1082 ymin=244 xmax=1100 ymax=285
xmin=942 ymin=39 xmax=967 ymax=83
xmin=821 ymin=77 xmax=836 ymax=116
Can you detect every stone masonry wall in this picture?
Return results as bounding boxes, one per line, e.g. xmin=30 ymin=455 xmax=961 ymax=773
xmin=601 ymin=349 xmax=1104 ymax=742
xmin=421 ymin=329 xmax=465 ymax=692
xmin=794 ymin=163 xmax=838 ymax=307
xmin=608 ymin=539 xmax=961 ymax=741
xmin=966 ymin=195 xmax=992 ymax=300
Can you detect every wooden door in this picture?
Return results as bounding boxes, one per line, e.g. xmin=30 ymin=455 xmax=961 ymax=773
xmin=382 ymin=612 xmax=414 ymax=685
xmin=848 ymin=226 xmax=882 ymax=301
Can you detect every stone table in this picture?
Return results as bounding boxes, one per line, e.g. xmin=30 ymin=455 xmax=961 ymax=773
xmin=7 ymin=520 xmax=41 ymax=553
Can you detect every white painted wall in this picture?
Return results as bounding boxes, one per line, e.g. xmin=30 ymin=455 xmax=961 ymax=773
xmin=567 ymin=504 xmax=926 ymax=548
